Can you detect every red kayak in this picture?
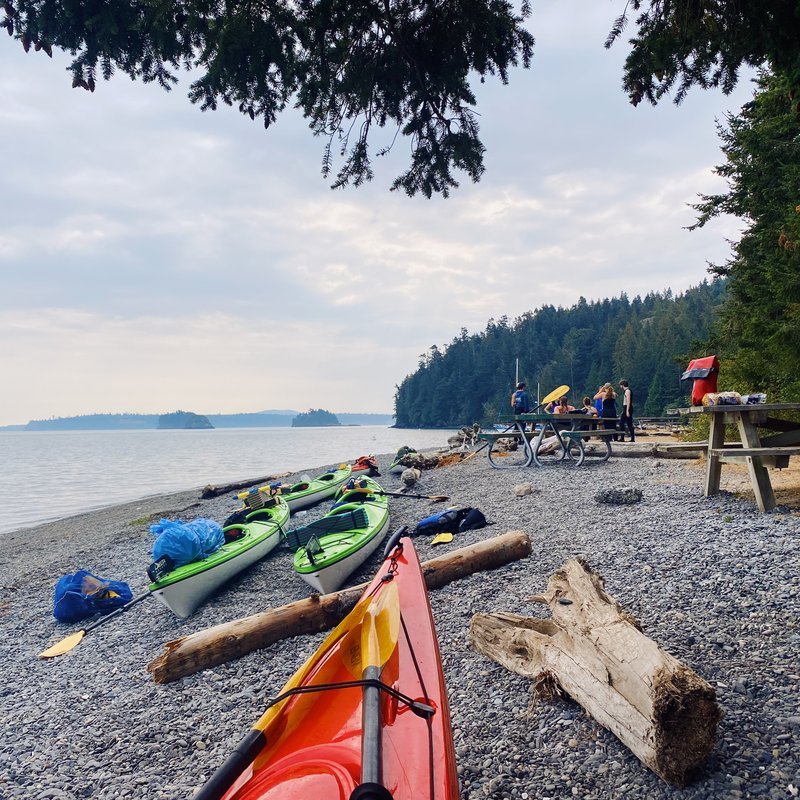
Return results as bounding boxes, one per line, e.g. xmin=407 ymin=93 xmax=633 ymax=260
xmin=196 ymin=529 xmax=460 ymax=800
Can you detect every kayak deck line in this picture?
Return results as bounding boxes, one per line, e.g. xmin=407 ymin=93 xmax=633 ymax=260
xmin=260 ymin=678 xmax=436 ymax=720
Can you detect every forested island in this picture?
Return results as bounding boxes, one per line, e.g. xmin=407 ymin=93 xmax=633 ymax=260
xmin=4 ymin=411 xmax=393 ymax=431
xmin=157 ymin=411 xmax=213 ymax=430
xmin=394 ymin=281 xmax=725 ymax=428
xmin=292 ymin=409 xmax=341 ymax=427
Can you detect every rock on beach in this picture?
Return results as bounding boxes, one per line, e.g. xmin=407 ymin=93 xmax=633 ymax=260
xmin=1 ymin=451 xmax=798 ymax=798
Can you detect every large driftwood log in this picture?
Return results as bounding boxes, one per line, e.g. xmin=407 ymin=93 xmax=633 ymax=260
xmin=469 ymin=559 xmax=721 ymax=786
xmin=148 ymin=530 xmax=532 ymax=684
xmin=200 ymin=472 xmax=291 ymax=499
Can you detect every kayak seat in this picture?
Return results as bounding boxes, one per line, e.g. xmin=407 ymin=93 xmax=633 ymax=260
xmin=223 ymin=527 xmax=247 ymax=544
xmin=284 ymin=508 xmax=369 ymax=551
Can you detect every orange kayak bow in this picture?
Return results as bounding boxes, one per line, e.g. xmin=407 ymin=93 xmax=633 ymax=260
xmin=196 ymin=529 xmax=460 ymax=800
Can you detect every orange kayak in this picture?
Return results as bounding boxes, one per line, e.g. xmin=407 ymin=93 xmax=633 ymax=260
xmin=196 ymin=530 xmax=460 ymax=800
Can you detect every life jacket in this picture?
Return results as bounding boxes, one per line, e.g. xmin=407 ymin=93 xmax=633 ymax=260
xmin=512 ymin=390 xmax=528 ymax=414
xmin=413 ymin=507 xmax=487 ymax=537
xmin=352 ymin=455 xmax=380 ymax=476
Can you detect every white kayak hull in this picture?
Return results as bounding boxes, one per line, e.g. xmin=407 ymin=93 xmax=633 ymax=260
xmin=297 ymin=515 xmax=391 ymax=595
xmin=151 ymin=530 xmax=282 ymax=618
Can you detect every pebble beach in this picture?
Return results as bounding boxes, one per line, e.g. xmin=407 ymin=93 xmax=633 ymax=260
xmin=1 ymin=447 xmax=799 ymax=799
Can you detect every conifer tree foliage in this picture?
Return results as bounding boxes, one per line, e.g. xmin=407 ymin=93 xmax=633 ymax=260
xmin=691 ymin=70 xmax=800 ymax=399
xmin=393 ymin=282 xmax=725 ymax=428
xmin=1 ymin=0 xmax=533 ymax=197
xmin=7 ymin=1 xmax=799 ymax=194
xmin=606 ymin=1 xmax=800 ymax=106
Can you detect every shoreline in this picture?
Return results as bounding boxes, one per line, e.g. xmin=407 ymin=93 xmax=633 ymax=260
xmin=1 ymin=451 xmax=798 ymax=798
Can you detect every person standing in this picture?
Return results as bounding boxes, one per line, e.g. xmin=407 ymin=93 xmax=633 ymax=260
xmin=619 ymin=379 xmax=635 ymax=442
xmin=511 ymin=382 xmax=532 ymax=414
xmin=597 ymin=384 xmax=619 ymax=439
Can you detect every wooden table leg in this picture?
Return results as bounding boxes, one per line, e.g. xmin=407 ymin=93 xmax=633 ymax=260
xmin=737 ymin=415 xmax=776 ymax=512
xmin=703 ymin=413 xmax=725 ymax=497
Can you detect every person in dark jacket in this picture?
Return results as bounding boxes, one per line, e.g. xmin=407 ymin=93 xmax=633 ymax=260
xmin=619 ymin=379 xmax=635 ymax=442
xmin=595 ymin=384 xmax=619 ymax=439
xmin=510 ymin=382 xmax=532 ymax=414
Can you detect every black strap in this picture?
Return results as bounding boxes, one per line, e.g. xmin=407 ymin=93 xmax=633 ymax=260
xmin=349 ymin=783 xmax=394 ymax=800
xmin=263 ymin=678 xmax=435 ymax=719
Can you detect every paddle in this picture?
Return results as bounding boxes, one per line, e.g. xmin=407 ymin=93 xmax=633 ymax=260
xmin=535 ymin=383 xmax=570 ymax=411
xmin=38 ymin=589 xmax=153 ymax=659
xmin=343 ymin=580 xmax=400 ymax=797
xmin=193 ymin=578 xmax=401 ymax=800
xmin=464 ymin=383 xmax=572 ymax=463
xmin=376 ymin=490 xmax=449 ymax=502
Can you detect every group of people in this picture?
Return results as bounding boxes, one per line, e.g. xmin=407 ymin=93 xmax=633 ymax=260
xmin=510 ymin=380 xmax=635 ymax=442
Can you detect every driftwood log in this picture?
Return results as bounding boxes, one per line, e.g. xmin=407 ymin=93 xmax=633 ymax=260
xmin=469 ymin=559 xmax=721 ymax=786
xmin=200 ymin=473 xmax=291 ymax=499
xmin=148 ymin=530 xmax=532 ymax=684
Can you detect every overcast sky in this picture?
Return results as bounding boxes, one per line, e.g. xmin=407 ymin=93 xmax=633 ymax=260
xmin=0 ymin=2 xmax=754 ymax=426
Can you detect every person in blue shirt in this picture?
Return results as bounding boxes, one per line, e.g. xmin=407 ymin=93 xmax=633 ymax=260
xmin=511 ymin=382 xmax=532 ymax=414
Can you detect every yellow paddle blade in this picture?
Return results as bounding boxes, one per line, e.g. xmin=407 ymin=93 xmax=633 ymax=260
xmin=39 ymin=630 xmax=86 ymax=659
xmin=252 ymin=593 xmax=375 ymax=733
xmin=541 ymin=384 xmax=570 ymax=405
xmin=431 ymin=532 xmax=454 ymax=545
xmin=342 ymin=581 xmax=400 ymax=678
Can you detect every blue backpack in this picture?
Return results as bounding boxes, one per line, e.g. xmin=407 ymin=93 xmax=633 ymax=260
xmin=414 ymin=507 xmax=487 ymax=537
xmin=53 ymin=570 xmax=133 ymax=623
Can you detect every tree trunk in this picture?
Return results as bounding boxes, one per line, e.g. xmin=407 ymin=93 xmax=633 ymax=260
xmin=469 ymin=559 xmax=721 ymax=786
xmin=148 ymin=530 xmax=532 ymax=684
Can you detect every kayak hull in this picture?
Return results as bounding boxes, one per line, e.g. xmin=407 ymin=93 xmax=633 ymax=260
xmin=149 ymin=500 xmax=290 ymax=618
xmin=239 ymin=466 xmax=352 ymax=515
xmin=292 ymin=477 xmax=390 ymax=593
xmin=296 ymin=513 xmax=391 ymax=594
xmin=215 ymin=537 xmax=459 ymax=800
xmin=282 ymin=466 xmax=352 ymax=512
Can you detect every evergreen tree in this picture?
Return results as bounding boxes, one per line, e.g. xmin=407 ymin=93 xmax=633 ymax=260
xmin=6 ymin=1 xmax=798 ymax=194
xmin=394 ymin=282 xmax=726 ymax=427
xmin=691 ymin=71 xmax=800 ymax=398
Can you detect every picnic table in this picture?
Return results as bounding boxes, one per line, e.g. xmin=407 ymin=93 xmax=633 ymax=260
xmin=479 ymin=413 xmax=616 ymax=468
xmin=680 ymin=403 xmax=800 ymax=511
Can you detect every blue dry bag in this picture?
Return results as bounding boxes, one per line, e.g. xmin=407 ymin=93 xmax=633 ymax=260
xmin=150 ymin=517 xmax=225 ymax=568
xmin=53 ymin=570 xmax=133 ymax=623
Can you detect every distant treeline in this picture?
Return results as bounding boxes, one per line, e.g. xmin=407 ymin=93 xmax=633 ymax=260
xmin=12 ymin=411 xmax=394 ymax=431
xmin=394 ymin=280 xmax=726 ymax=428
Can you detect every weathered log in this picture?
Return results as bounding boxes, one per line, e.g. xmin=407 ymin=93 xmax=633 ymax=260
xmin=148 ymin=530 xmax=532 ymax=684
xmin=469 ymin=559 xmax=721 ymax=786
xmin=200 ymin=473 xmax=291 ymax=499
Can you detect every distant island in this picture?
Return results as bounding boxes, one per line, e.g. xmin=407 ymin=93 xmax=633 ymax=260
xmin=292 ymin=409 xmax=341 ymax=427
xmin=2 ymin=410 xmax=394 ymax=431
xmin=157 ymin=411 xmax=213 ymax=430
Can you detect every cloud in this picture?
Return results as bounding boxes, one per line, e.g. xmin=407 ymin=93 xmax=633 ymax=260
xmin=0 ymin=1 xmax=757 ymax=424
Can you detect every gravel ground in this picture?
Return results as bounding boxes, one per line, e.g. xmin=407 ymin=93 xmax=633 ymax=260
xmin=1 ymin=448 xmax=798 ymax=799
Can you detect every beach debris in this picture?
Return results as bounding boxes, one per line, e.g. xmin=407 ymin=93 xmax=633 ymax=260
xmin=514 ymin=483 xmax=534 ymax=498
xmin=147 ymin=530 xmax=532 ymax=684
xmin=469 ymin=559 xmax=721 ymax=786
xmin=594 ymin=487 xmax=643 ymax=505
xmin=400 ymin=467 xmax=422 ymax=489
xmin=448 ymin=423 xmax=482 ymax=451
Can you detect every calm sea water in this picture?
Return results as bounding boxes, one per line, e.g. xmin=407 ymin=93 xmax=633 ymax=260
xmin=0 ymin=426 xmax=453 ymax=535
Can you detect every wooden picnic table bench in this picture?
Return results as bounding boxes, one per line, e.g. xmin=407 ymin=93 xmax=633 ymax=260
xmin=680 ymin=402 xmax=800 ymax=511
xmin=483 ymin=414 xmax=616 ymax=468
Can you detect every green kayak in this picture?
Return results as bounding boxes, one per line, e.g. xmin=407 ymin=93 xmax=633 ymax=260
xmin=148 ymin=498 xmax=290 ymax=618
xmin=292 ymin=476 xmax=390 ymax=594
